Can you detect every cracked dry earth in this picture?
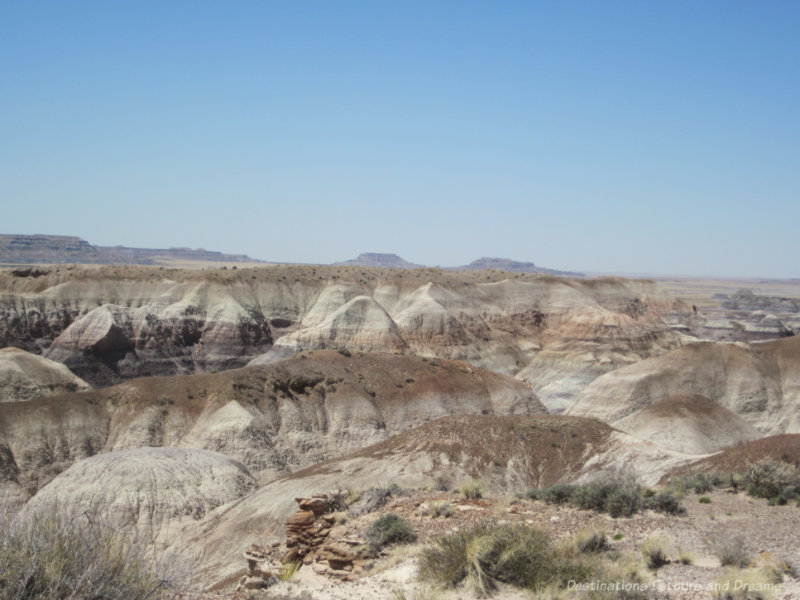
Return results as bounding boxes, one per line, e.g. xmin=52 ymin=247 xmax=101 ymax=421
xmin=215 ymin=487 xmax=800 ymax=600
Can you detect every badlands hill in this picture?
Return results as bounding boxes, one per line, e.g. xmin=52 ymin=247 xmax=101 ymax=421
xmin=611 ymin=394 xmax=761 ymax=454
xmin=568 ymin=336 xmax=800 ymax=443
xmin=0 ymin=347 xmax=90 ymax=401
xmin=24 ymin=447 xmax=257 ymax=539
xmin=0 ymin=264 xmax=690 ymax=408
xmin=0 ymin=351 xmax=543 ymax=500
xmin=169 ymin=413 xmax=690 ymax=587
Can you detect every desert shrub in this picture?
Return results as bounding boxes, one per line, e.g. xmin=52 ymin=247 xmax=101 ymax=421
xmin=646 ymin=491 xmax=686 ymax=515
xmin=418 ymin=522 xmax=593 ymax=595
xmin=743 ymin=460 xmax=799 ymax=500
xmin=349 ymin=487 xmax=392 ymax=516
xmin=0 ymin=507 xmax=188 ymax=600
xmin=605 ymin=487 xmax=643 ymax=518
xmin=641 ymin=536 xmax=670 ymax=570
xmin=429 ymin=501 xmax=454 ymax=518
xmin=365 ymin=513 xmax=417 ymax=551
xmin=534 ymin=472 xmax=659 ymax=518
xmin=710 ymin=533 xmax=753 ymax=568
xmin=667 ymin=471 xmax=729 ymax=495
xmin=699 ymin=496 xmax=712 ymax=504
xmin=433 ymin=475 xmax=452 ymax=492
xmin=538 ymin=483 xmax=576 ymax=505
xmin=459 ymin=479 xmax=484 ymax=500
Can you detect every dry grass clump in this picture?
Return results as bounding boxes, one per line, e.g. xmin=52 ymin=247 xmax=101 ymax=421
xmin=459 ymin=479 xmax=485 ymax=499
xmin=711 ymin=568 xmax=776 ymax=600
xmin=710 ymin=532 xmax=754 ymax=568
xmin=418 ymin=522 xmax=593 ymax=596
xmin=428 ymin=500 xmax=455 ymax=518
xmin=390 ymin=585 xmax=440 ymax=600
xmin=641 ymin=535 xmax=670 ymax=570
xmin=572 ymin=529 xmax=609 ymax=554
xmin=0 ymin=506 xmax=189 ymax=600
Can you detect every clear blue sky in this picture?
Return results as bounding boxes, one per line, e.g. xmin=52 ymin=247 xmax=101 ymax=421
xmin=1 ymin=1 xmax=798 ymax=277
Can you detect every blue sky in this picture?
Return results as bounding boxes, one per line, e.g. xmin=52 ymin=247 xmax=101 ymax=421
xmin=1 ymin=1 xmax=798 ymax=277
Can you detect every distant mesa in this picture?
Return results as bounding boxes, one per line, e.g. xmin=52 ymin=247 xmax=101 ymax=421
xmin=333 ymin=252 xmax=582 ymax=276
xmin=0 ymin=234 xmax=263 ymax=266
xmin=450 ymin=257 xmax=584 ymax=277
xmin=333 ymin=253 xmax=425 ymax=269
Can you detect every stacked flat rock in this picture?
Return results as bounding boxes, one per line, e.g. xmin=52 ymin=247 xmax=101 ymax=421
xmin=281 ymin=494 xmax=361 ymax=579
xmin=282 ymin=495 xmax=335 ymax=563
xmin=235 ymin=544 xmax=278 ymax=591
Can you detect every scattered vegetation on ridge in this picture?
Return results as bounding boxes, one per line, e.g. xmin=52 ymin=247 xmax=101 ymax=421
xmin=526 ymin=472 xmax=685 ymax=517
xmin=667 ymin=459 xmax=800 ymax=506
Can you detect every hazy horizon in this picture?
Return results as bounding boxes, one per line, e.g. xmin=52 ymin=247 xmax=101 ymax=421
xmin=2 ymin=1 xmax=798 ymax=279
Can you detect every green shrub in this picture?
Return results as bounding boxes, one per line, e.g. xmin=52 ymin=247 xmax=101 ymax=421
xmin=699 ymin=496 xmax=711 ymax=504
xmin=0 ymin=508 xmax=187 ymax=600
xmin=646 ymin=492 xmax=686 ymax=515
xmin=419 ymin=522 xmax=592 ymax=595
xmin=605 ymin=487 xmax=643 ymax=518
xmin=365 ymin=513 xmax=417 ymax=551
xmin=743 ymin=460 xmax=799 ymax=500
xmin=536 ymin=472 xmax=650 ymax=518
xmin=539 ymin=483 xmax=575 ymax=505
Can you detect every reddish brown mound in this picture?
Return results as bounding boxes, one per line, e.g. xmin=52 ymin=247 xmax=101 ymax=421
xmin=290 ymin=414 xmax=619 ymax=488
xmin=664 ymin=434 xmax=800 ymax=480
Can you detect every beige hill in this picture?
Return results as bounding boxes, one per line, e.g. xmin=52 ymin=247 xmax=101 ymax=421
xmin=171 ymin=414 xmax=692 ymax=588
xmin=0 ymin=351 xmax=543 ymax=499
xmin=0 ymin=347 xmax=90 ymax=402
xmin=0 ymin=265 xmax=689 ymax=405
xmin=24 ymin=447 xmax=256 ymax=541
xmin=569 ymin=336 xmax=800 ymax=436
xmin=612 ymin=394 xmax=762 ymax=454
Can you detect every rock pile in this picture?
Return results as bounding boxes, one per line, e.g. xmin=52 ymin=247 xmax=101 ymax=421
xmin=282 ymin=494 xmax=362 ymax=580
xmin=235 ymin=544 xmax=278 ymax=591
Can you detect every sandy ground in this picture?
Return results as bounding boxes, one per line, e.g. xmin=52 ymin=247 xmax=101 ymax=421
xmin=218 ymin=487 xmax=800 ymax=600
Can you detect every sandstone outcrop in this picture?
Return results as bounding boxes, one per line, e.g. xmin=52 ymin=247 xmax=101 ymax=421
xmin=568 ymin=336 xmax=800 ymax=436
xmin=0 ymin=351 xmax=543 ymax=494
xmin=0 ymin=347 xmax=90 ymax=402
